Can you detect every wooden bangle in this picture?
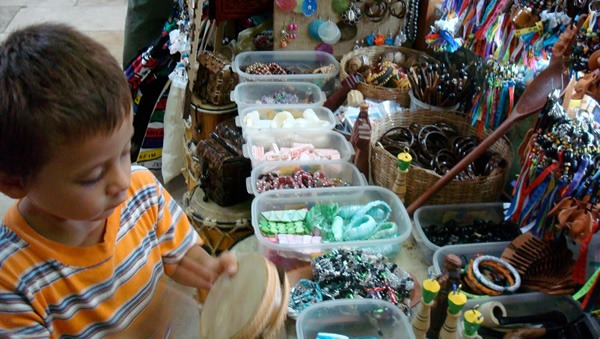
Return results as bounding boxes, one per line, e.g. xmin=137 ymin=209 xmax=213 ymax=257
xmin=465 ymin=259 xmax=501 ymax=296
xmin=472 ymin=255 xmax=521 ymax=293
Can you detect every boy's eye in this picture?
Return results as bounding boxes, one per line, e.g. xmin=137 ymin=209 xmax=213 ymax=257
xmin=80 ymin=173 xmax=104 ymax=186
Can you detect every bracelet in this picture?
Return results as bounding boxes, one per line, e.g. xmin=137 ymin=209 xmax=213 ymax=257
xmin=465 ymin=259 xmax=502 ymax=296
xmin=472 ymin=255 xmax=521 ymax=293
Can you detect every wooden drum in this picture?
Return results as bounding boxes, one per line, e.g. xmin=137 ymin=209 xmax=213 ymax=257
xmin=183 ymin=186 xmax=253 ymax=256
xmin=189 ymin=93 xmax=237 ymax=142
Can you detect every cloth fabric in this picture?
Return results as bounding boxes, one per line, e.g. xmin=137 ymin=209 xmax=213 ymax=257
xmin=123 ymin=0 xmax=173 ymax=67
xmin=0 ymin=166 xmax=200 ymax=337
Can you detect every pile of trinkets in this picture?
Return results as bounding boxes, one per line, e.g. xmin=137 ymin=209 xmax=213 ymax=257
xmin=257 ymin=89 xmax=302 ymax=105
xmin=423 ymin=218 xmax=522 ymax=246
xmin=258 ymin=201 xmax=399 ymax=244
xmin=244 ymin=61 xmax=337 ymax=75
xmin=288 ymin=249 xmax=415 ymax=318
xmin=256 ymin=169 xmax=349 ymax=193
xmin=377 ymin=121 xmax=507 ymax=179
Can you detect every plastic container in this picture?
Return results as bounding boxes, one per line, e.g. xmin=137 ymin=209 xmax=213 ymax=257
xmin=246 ymin=160 xmax=368 ymax=196
xmin=413 ymin=202 xmax=507 ymax=265
xmin=251 ymin=186 xmax=412 ymax=271
xmin=233 ymin=51 xmax=340 ymax=95
xmin=230 ymin=81 xmax=326 ymax=113
xmin=296 ymin=299 xmax=415 ymax=339
xmin=236 ymin=105 xmax=336 ymax=137
xmin=408 ymin=90 xmax=460 ymax=111
xmin=242 ymin=129 xmax=354 ymax=168
xmin=432 ymin=241 xmax=510 ymax=276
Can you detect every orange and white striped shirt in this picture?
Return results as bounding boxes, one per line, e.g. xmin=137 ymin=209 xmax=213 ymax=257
xmin=0 ymin=166 xmax=200 ymax=337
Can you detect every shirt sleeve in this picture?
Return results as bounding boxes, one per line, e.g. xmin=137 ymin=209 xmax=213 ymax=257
xmin=149 ymin=173 xmax=202 ymax=277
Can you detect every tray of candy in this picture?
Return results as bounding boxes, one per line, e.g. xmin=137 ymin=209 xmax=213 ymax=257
xmin=241 ymin=129 xmax=354 ymax=169
xmin=236 ymin=105 xmax=336 ymax=137
xmin=251 ymin=186 xmax=411 ymax=272
xmin=246 ymin=160 xmax=367 ymax=196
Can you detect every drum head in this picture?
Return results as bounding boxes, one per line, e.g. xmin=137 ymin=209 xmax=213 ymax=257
xmin=200 ymin=253 xmax=273 ymax=338
xmin=188 ymin=187 xmax=251 ymax=224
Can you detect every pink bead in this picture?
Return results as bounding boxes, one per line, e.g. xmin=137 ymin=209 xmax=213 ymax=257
xmin=290 ymin=33 xmax=297 ymax=40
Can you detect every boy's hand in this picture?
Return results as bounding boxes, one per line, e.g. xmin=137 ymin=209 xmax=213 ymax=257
xmin=171 ymin=246 xmax=238 ymax=290
xmin=214 ymin=251 xmax=237 ymax=277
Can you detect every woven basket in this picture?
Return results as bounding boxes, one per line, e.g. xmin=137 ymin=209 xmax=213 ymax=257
xmin=370 ymin=109 xmax=513 ymax=206
xmin=340 ymin=46 xmax=437 ymax=106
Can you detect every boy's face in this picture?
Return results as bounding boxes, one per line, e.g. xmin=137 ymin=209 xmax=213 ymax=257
xmin=23 ymin=113 xmax=134 ymax=222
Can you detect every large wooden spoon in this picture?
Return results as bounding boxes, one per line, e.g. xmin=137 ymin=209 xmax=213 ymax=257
xmin=406 ymin=25 xmax=578 ymax=216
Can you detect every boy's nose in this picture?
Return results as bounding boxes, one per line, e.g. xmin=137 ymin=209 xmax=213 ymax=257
xmin=106 ymin=164 xmax=130 ymax=196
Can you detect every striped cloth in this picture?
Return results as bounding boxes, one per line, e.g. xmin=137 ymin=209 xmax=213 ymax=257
xmin=0 ymin=166 xmax=200 ymax=337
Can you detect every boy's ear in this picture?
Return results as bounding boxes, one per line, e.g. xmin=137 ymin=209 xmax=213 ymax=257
xmin=0 ymin=173 xmax=27 ymax=199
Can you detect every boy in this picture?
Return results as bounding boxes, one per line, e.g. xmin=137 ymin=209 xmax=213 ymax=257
xmin=0 ymin=23 xmax=236 ymax=337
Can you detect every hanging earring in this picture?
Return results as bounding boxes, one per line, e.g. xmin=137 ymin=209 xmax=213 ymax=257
xmin=385 ymin=29 xmax=395 ymax=45
xmin=366 ymin=31 xmax=376 ymax=46
xmin=308 ymin=16 xmax=324 ymax=41
xmin=280 ymin=23 xmax=291 ymax=48
xmin=374 ymin=30 xmax=385 ymax=45
xmin=332 ymin=0 xmax=350 ymax=14
xmin=288 ymin=19 xmax=298 ymax=41
xmin=389 ymin=0 xmax=406 ymax=19
xmin=276 ymin=0 xmax=297 ymax=12
xmin=364 ymin=0 xmax=388 ymax=22
xmin=342 ymin=0 xmax=362 ymax=26
xmin=318 ymin=18 xmax=342 ymax=44
xmin=302 ymin=0 xmax=318 ymax=16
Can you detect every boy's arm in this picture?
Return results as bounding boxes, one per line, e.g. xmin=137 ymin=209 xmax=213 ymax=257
xmin=168 ymin=246 xmax=237 ymax=290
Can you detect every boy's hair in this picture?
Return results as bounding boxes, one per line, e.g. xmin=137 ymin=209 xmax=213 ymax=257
xmin=0 ymin=23 xmax=132 ymax=179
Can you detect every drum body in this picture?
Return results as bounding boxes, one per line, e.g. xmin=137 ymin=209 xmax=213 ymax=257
xmin=189 ymin=94 xmax=237 ymax=142
xmin=183 ymin=187 xmax=253 ymax=256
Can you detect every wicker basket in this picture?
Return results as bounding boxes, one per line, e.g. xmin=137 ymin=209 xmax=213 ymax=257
xmin=370 ymin=109 xmax=513 ymax=206
xmin=340 ymin=46 xmax=437 ymax=106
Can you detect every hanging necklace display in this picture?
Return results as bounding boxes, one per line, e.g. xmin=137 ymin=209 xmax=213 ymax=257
xmin=468 ymin=61 xmax=521 ymax=131
xmin=404 ymin=0 xmax=420 ymax=42
xmin=506 ymin=88 xmax=600 ymax=249
xmin=570 ymin=3 xmax=600 ymax=74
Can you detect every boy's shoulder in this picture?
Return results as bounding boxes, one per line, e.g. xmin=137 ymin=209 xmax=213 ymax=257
xmin=130 ymin=165 xmax=158 ymax=188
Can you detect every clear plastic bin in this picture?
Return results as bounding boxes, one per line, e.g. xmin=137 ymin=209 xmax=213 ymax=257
xmin=246 ymin=160 xmax=367 ymax=196
xmin=241 ymin=129 xmax=354 ymax=168
xmin=232 ymin=51 xmax=339 ymax=95
xmin=296 ymin=299 xmax=415 ymax=339
xmin=432 ymin=241 xmax=510 ymax=276
xmin=236 ymin=105 xmax=336 ymax=137
xmin=251 ymin=186 xmax=411 ymax=272
xmin=231 ymin=81 xmax=326 ymax=113
xmin=413 ymin=203 xmax=506 ymax=265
